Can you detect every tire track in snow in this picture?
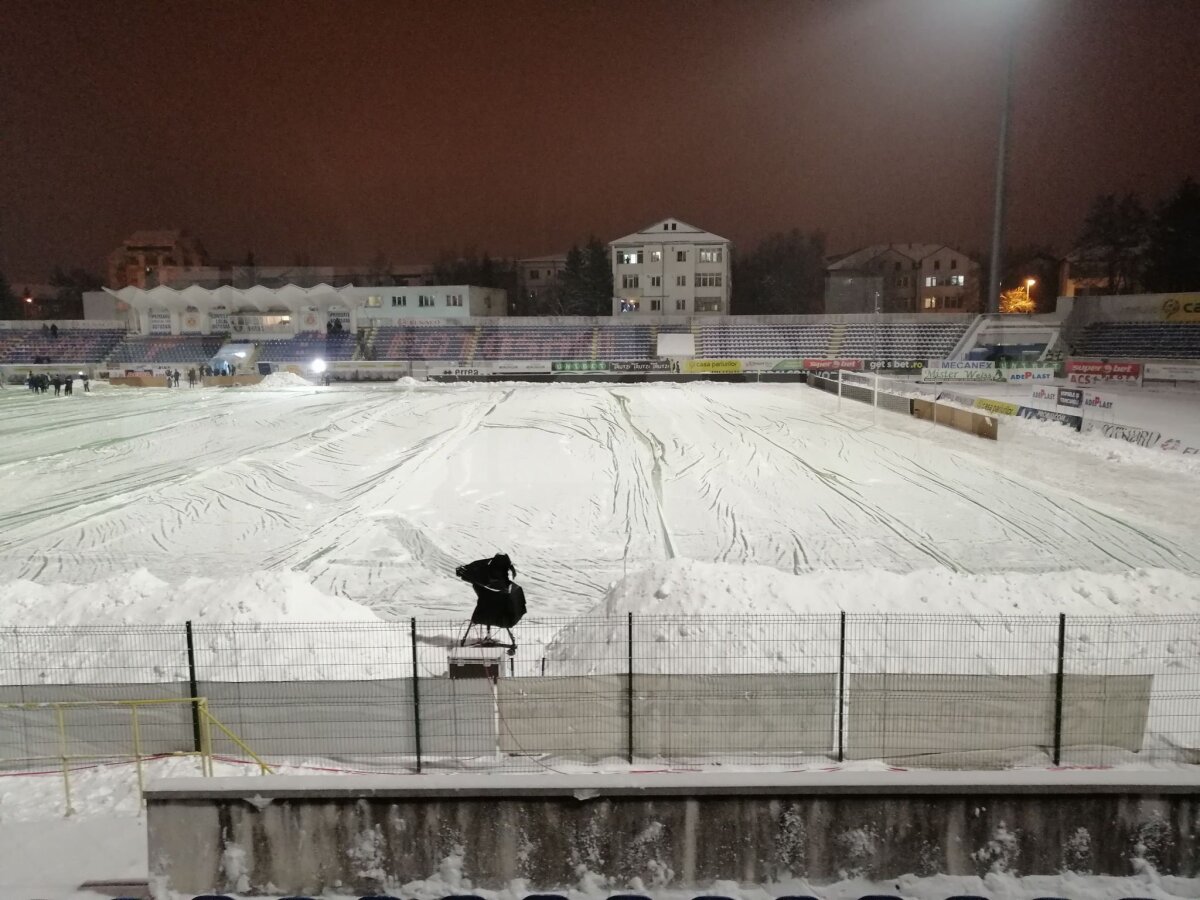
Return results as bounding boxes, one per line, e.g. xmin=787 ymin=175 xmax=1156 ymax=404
xmin=610 ymin=391 xmax=677 ymax=560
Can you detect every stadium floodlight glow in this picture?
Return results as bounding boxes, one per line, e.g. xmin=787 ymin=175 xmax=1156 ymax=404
xmin=311 ymin=359 xmax=327 ymax=374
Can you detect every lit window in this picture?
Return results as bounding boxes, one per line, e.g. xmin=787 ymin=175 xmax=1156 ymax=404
xmin=650 ymin=250 xmax=662 ymax=262
xmin=622 ymin=274 xmax=639 ymax=289
xmin=699 ymin=248 xmax=722 ymax=263
xmin=650 ymin=275 xmax=661 ymax=288
xmin=925 ymin=276 xmax=936 ymax=287
xmin=619 ymin=250 xmax=643 ymax=265
xmin=676 ymin=275 xmax=686 ymax=286
xmin=676 ymin=250 xmax=687 ymax=262
xmin=951 ymin=275 xmax=965 ymax=286
xmin=366 ymin=295 xmax=382 ymax=308
xmin=675 ymin=299 xmax=686 ymax=311
xmin=695 ymin=298 xmax=722 ymax=312
xmin=923 ymin=296 xmax=938 ymax=309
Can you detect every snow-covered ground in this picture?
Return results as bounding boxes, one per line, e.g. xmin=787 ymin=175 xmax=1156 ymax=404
xmin=2 ymin=380 xmax=1198 ymax=621
xmin=3 ymin=379 xmax=1200 ymax=898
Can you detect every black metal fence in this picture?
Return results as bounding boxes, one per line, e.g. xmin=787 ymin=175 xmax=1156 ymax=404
xmin=1 ymin=614 xmax=1197 ymax=772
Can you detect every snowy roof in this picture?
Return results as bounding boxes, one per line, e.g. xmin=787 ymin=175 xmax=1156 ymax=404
xmin=610 ymin=217 xmax=729 ymax=247
xmin=123 ymin=229 xmax=187 ymax=248
xmin=517 ymin=254 xmax=568 ymax=265
xmin=828 ymin=243 xmax=970 ymax=271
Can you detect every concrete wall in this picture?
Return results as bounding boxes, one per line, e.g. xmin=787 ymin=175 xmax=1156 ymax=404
xmin=145 ymin=771 xmax=1200 ymax=896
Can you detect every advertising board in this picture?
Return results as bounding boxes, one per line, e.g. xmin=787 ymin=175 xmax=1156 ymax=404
xmin=865 ymin=359 xmax=926 ymax=371
xmin=1144 ymin=363 xmax=1200 ymax=382
xmin=1066 ymin=360 xmax=1142 ymax=385
xmin=607 ymin=360 xmax=675 ymax=373
xmin=1056 ymin=387 xmax=1083 ymax=408
xmin=1018 ymin=406 xmax=1083 ymax=431
xmin=1029 ymin=385 xmax=1058 ymax=404
xmin=922 ymin=367 xmax=1001 ymax=382
xmin=683 ymin=359 xmax=743 ymax=374
xmin=928 ymin=360 xmax=995 ymax=369
xmin=1160 ymin=294 xmax=1200 ymax=322
xmin=802 ymin=358 xmax=863 ymax=371
xmin=973 ymin=398 xmax=1020 ymax=416
xmin=552 ymin=361 xmax=611 ymax=372
xmin=1004 ymin=367 xmax=1055 ymax=382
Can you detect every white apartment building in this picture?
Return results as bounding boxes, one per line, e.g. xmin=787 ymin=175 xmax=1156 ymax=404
xmin=610 ymin=218 xmax=731 ymax=316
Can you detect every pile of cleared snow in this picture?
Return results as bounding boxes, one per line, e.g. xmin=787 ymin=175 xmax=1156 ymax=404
xmin=0 ymin=569 xmax=398 ymax=683
xmin=544 ymin=558 xmax=1200 ymax=676
xmin=0 ymin=568 xmax=378 ymax=627
xmin=245 ymin=371 xmax=313 ymax=389
xmin=396 ymin=375 xmax=422 ymax=387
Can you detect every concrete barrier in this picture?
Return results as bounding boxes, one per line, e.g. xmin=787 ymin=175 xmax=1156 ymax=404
xmin=108 ymin=375 xmax=169 ymax=388
xmin=912 ymin=398 xmax=998 ymax=439
xmin=145 ymin=770 xmax=1200 ymax=896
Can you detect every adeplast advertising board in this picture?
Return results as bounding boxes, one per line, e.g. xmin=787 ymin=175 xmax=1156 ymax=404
xmin=1066 ymin=360 xmax=1142 ymax=385
xmin=1005 ymin=367 xmax=1055 ymax=382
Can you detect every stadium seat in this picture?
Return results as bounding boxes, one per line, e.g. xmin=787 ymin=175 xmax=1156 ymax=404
xmin=775 ymin=895 xmax=822 ymax=900
xmin=945 ymin=895 xmax=990 ymax=899
xmin=358 ymin=895 xmax=403 ymax=900
xmin=692 ymin=895 xmax=737 ymax=900
xmin=190 ymin=895 xmax=236 ymax=900
xmin=441 ymin=895 xmax=488 ymax=900
xmin=856 ymin=896 xmax=904 ymax=900
xmin=524 ymin=894 xmax=570 ymax=900
xmin=607 ymin=894 xmax=654 ymax=900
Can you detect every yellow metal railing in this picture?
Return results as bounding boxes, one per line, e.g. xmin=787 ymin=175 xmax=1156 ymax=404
xmin=0 ymin=696 xmax=270 ymax=816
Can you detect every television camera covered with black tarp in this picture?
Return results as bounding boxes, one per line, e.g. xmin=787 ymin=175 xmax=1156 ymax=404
xmin=455 ymin=552 xmax=526 ymax=654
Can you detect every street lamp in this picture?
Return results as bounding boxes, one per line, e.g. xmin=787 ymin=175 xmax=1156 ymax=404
xmin=1024 ymin=277 xmax=1036 ymax=308
xmin=986 ymin=7 xmax=1021 ymax=316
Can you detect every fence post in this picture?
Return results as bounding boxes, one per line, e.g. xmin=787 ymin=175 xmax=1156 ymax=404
xmin=1053 ymin=612 xmax=1066 ymax=766
xmin=627 ymin=612 xmax=634 ymax=765
xmin=185 ymin=620 xmax=201 ymax=754
xmin=837 ymin=611 xmax=846 ymax=763
xmin=410 ymin=617 xmax=423 ymax=774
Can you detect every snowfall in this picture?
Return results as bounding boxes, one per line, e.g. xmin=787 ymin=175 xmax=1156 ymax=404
xmin=3 ymin=374 xmax=1200 ymax=898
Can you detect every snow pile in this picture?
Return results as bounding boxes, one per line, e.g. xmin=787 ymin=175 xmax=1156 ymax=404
xmin=0 ymin=568 xmax=379 ymax=627
xmin=0 ymin=569 xmax=399 ymax=683
xmin=245 ymin=371 xmax=313 ymax=389
xmin=396 ymin=375 xmax=422 ymax=387
xmin=544 ymin=558 xmax=1200 ymax=675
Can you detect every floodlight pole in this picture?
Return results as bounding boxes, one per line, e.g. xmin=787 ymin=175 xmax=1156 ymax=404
xmin=986 ymin=12 xmax=1018 ymax=316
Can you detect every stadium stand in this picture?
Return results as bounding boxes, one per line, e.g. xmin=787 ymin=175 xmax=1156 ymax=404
xmin=258 ymin=331 xmax=356 ymax=362
xmin=695 ymin=322 xmax=836 ymax=358
xmin=839 ymin=321 xmax=969 ymax=359
xmin=595 ymin=325 xmax=654 ymax=359
xmin=1072 ymin=321 xmax=1200 ymax=359
xmin=105 ymin=335 xmax=225 ymax=365
xmin=366 ymin=325 xmax=473 ymax=360
xmin=0 ymin=328 xmax=125 ymax=364
xmin=474 ymin=325 xmax=594 ymax=360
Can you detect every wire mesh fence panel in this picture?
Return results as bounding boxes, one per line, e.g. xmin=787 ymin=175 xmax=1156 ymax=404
xmin=0 ymin=625 xmax=191 ymax=686
xmin=844 ymin=614 xmax=1062 ymax=768
xmin=1064 ymin=615 xmax=1200 ymax=766
xmin=0 ymin=615 xmax=1197 ymax=772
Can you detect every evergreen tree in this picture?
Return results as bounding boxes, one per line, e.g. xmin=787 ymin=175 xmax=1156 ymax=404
xmin=582 ymin=237 xmax=613 ymax=316
xmin=1078 ymin=193 xmax=1148 ymax=294
xmin=1144 ymin=177 xmax=1200 ymax=292
xmin=0 ymin=271 xmax=18 ymax=320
